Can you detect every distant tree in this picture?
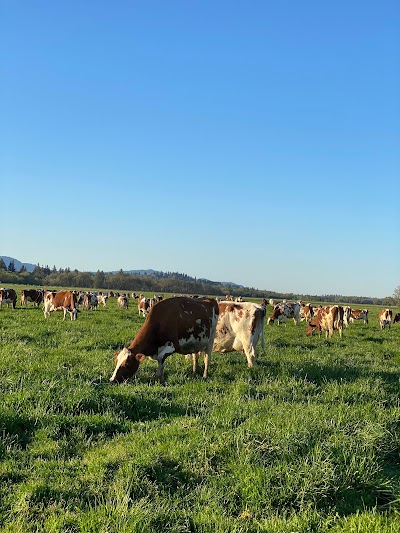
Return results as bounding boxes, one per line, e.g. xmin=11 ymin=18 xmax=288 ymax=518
xmin=94 ymin=270 xmax=106 ymax=289
xmin=0 ymin=258 xmax=6 ymax=270
xmin=393 ymin=285 xmax=400 ymax=305
xmin=19 ymin=265 xmax=27 ymax=274
xmin=7 ymin=259 xmax=16 ymax=272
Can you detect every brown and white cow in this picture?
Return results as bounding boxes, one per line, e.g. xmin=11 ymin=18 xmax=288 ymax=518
xmin=97 ymin=293 xmax=108 ymax=306
xmin=43 ymin=290 xmax=78 ymax=320
xmin=0 ymin=288 xmax=17 ymax=309
xmin=306 ymin=305 xmax=344 ymax=338
xmin=348 ymin=308 xmax=369 ymax=325
xmin=299 ymin=303 xmax=316 ymax=323
xmin=138 ymin=294 xmax=150 ymax=317
xmin=149 ymin=294 xmax=163 ymax=308
xmin=110 ymin=296 xmax=219 ymax=384
xmin=378 ymin=309 xmax=392 ymax=330
xmin=20 ymin=288 xmax=44 ymax=307
xmin=268 ymin=301 xmax=301 ymax=325
xmin=117 ymin=295 xmax=128 ymax=309
xmin=211 ymin=301 xmax=266 ymax=369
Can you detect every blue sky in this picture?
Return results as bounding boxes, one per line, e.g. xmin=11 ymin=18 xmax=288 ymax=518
xmin=1 ymin=1 xmax=399 ymax=297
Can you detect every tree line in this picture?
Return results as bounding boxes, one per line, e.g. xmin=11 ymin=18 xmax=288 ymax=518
xmin=0 ymin=259 xmax=398 ymax=306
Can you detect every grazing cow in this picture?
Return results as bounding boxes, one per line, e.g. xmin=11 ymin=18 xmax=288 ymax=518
xmin=379 ymin=309 xmax=392 ymax=330
xmin=393 ymin=313 xmax=400 ymax=324
xmin=306 ymin=305 xmax=344 ymax=338
xmin=268 ymin=301 xmax=301 ymax=325
xmin=97 ymin=294 xmax=108 ymax=306
xmin=0 ymin=288 xmax=17 ymax=309
xmin=349 ymin=309 xmax=369 ymax=325
xmin=211 ymin=301 xmax=266 ymax=369
xmin=117 ymin=295 xmax=128 ymax=309
xmin=20 ymin=288 xmax=44 ymax=307
xmin=138 ymin=294 xmax=150 ymax=317
xmin=43 ymin=290 xmax=78 ymax=320
xmin=300 ymin=303 xmax=315 ymax=323
xmin=83 ymin=292 xmax=98 ymax=310
xmin=110 ymin=297 xmax=219 ymax=384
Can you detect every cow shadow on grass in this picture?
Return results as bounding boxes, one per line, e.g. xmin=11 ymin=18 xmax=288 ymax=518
xmin=0 ymin=413 xmax=36 ymax=452
xmin=254 ymin=357 xmax=400 ymax=401
xmin=104 ymin=387 xmax=190 ymax=423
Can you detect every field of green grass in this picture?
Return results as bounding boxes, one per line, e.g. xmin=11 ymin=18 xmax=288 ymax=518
xmin=0 ymin=286 xmax=399 ymax=532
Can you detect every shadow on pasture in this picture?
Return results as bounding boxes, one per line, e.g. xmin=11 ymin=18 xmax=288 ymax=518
xmin=17 ymin=334 xmax=35 ymax=343
xmin=364 ymin=336 xmax=385 ymax=344
xmin=136 ymin=458 xmax=201 ymax=495
xmin=0 ymin=413 xmax=36 ymax=451
xmin=271 ymin=337 xmax=291 ymax=349
xmin=256 ymin=358 xmax=362 ymax=385
xmin=108 ymin=390 xmax=189 ymax=423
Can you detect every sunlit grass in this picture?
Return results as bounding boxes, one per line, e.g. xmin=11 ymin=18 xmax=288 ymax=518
xmin=0 ymin=287 xmax=399 ymax=531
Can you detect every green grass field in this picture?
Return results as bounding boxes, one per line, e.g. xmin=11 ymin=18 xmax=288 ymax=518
xmin=0 ymin=287 xmax=399 ymax=532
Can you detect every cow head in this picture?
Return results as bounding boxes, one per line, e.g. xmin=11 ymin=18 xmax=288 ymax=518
xmin=110 ymin=347 xmax=146 ymax=383
xmin=306 ymin=322 xmax=317 ymax=336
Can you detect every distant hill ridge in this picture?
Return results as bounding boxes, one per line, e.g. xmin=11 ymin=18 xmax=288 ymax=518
xmin=0 ymin=256 xmax=36 ymax=273
xmin=1 ymin=256 xmax=243 ymax=288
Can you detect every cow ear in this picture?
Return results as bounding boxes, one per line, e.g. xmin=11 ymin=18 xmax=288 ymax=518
xmin=135 ymin=353 xmax=146 ymax=362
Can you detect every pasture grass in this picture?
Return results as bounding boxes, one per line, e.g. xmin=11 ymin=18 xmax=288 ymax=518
xmin=0 ymin=288 xmax=399 ymax=531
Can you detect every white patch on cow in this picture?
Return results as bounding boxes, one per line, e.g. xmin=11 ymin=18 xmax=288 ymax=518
xmin=110 ymin=347 xmax=130 ymax=382
xmin=196 ymin=319 xmax=201 ymax=324
xmin=156 ymin=342 xmax=175 ymax=362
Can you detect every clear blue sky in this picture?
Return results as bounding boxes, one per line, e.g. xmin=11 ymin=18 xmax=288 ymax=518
xmin=1 ymin=1 xmax=399 ymax=297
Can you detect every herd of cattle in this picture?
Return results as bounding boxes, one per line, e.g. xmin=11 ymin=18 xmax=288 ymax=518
xmin=0 ymin=286 xmax=399 ymax=384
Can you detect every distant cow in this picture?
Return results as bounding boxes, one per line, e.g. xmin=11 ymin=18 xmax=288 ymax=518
xmin=349 ymin=308 xmax=369 ymax=325
xmin=379 ymin=309 xmax=392 ymax=330
xmin=268 ymin=301 xmax=301 ymax=325
xmin=306 ymin=305 xmax=344 ymax=338
xmin=138 ymin=295 xmax=150 ymax=317
xmin=110 ymin=297 xmax=219 ymax=384
xmin=149 ymin=294 xmax=163 ymax=309
xmin=211 ymin=301 xmax=266 ymax=369
xmin=299 ymin=303 xmax=315 ymax=323
xmin=0 ymin=288 xmax=17 ymax=309
xmin=97 ymin=294 xmax=108 ymax=306
xmin=342 ymin=306 xmax=352 ymax=327
xmin=117 ymin=295 xmax=128 ymax=309
xmin=43 ymin=290 xmax=78 ymax=320
xmin=393 ymin=313 xmax=400 ymax=324
xmin=83 ymin=292 xmax=98 ymax=310
xmin=20 ymin=288 xmax=44 ymax=307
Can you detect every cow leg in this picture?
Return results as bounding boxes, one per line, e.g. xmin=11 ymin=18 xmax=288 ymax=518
xmin=192 ymin=352 xmax=199 ymax=374
xmin=203 ymin=350 xmax=210 ymax=379
xmin=156 ymin=361 xmax=165 ymax=384
xmin=260 ymin=328 xmax=265 ymax=354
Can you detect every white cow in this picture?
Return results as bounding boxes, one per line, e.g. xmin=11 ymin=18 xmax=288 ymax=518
xmin=190 ymin=301 xmax=266 ymax=371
